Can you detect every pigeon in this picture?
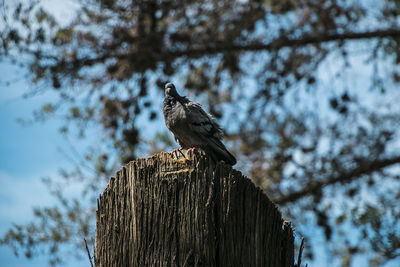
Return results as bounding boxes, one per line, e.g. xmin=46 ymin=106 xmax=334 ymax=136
xmin=163 ymin=82 xmax=236 ymax=165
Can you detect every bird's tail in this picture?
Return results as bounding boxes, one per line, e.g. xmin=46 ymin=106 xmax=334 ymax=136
xmin=206 ymin=137 xmax=237 ymax=165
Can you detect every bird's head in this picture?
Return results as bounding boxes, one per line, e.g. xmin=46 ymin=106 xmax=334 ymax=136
xmin=164 ymin=83 xmax=179 ymax=98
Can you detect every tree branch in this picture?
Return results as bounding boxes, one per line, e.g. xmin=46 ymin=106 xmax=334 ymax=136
xmin=173 ymin=28 xmax=400 ymax=56
xmin=84 ymin=238 xmax=94 ymax=267
xmin=273 ymin=156 xmax=400 ymax=205
xmin=25 ymin=28 xmax=400 ymax=75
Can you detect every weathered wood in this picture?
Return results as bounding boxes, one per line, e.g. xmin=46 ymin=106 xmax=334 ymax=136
xmin=95 ymin=151 xmax=294 ymax=267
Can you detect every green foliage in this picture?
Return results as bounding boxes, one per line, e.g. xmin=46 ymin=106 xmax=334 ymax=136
xmin=1 ymin=0 xmax=400 ymax=266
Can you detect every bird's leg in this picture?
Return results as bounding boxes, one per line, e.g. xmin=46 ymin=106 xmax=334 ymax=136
xmin=187 ymin=147 xmax=196 ymax=152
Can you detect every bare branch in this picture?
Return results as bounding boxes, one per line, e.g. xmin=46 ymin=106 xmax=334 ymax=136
xmin=296 ymin=237 xmax=305 ymax=267
xmin=30 ymin=28 xmax=400 ymax=72
xmin=84 ymin=238 xmax=94 ymax=267
xmin=274 ymin=156 xmax=400 ymax=205
xmin=173 ymin=28 xmax=400 ymax=56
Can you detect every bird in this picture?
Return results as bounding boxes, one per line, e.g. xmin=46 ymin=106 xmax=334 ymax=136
xmin=163 ymin=83 xmax=236 ymax=165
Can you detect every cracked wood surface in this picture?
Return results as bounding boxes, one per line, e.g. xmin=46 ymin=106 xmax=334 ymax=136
xmin=95 ymin=151 xmax=294 ymax=267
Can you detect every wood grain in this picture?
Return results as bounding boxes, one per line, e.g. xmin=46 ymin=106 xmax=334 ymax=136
xmin=95 ymin=151 xmax=294 ymax=266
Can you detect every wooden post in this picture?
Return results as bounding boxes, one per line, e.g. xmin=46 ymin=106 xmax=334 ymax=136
xmin=95 ymin=151 xmax=294 ymax=266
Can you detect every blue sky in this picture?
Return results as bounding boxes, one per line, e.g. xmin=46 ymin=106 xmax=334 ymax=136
xmin=0 ymin=61 xmax=89 ymax=266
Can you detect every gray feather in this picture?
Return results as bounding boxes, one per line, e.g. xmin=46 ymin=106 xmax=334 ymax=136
xmin=163 ymin=83 xmax=236 ymax=165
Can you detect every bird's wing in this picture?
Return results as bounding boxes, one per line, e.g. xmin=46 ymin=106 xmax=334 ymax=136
xmin=182 ymin=100 xmax=236 ymax=165
xmin=184 ymin=101 xmax=224 ymax=140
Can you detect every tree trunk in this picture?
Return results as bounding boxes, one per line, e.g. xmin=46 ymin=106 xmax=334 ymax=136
xmin=95 ymin=151 xmax=294 ymax=267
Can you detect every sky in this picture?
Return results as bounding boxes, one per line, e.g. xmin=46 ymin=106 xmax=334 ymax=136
xmin=0 ymin=1 xmax=88 ymax=266
xmin=0 ymin=1 xmax=400 ymax=267
xmin=0 ymin=62 xmax=89 ymax=266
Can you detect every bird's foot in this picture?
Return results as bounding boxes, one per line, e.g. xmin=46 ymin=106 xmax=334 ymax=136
xmin=170 ymin=147 xmax=183 ymax=153
xmin=187 ymin=147 xmax=196 ymax=152
xmin=169 ymin=147 xmax=187 ymax=160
